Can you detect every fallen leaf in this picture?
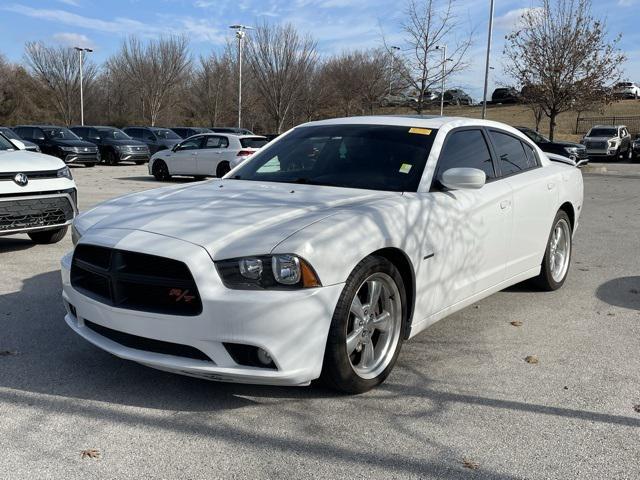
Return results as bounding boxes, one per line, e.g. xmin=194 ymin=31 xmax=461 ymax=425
xmin=510 ymin=321 xmax=523 ymax=327
xmin=524 ymin=355 xmax=539 ymax=364
xmin=462 ymin=459 xmax=480 ymax=470
xmin=0 ymin=350 xmax=18 ymax=357
xmin=563 ymin=386 xmax=569 ymax=390
xmin=81 ymin=449 xmax=100 ymax=459
xmin=633 ymin=405 xmax=640 ymax=413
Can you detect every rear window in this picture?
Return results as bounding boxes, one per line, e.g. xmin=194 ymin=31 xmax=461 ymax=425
xmin=240 ymin=137 xmax=268 ymax=149
xmin=232 ymin=124 xmax=437 ymax=192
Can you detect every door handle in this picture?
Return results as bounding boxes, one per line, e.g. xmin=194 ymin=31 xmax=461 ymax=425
xmin=500 ymin=200 xmax=511 ymax=210
xmin=547 ymin=182 xmax=555 ymax=190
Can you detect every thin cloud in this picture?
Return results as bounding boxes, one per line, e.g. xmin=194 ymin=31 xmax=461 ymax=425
xmin=494 ymin=7 xmax=543 ymax=31
xmin=52 ymin=32 xmax=94 ymax=48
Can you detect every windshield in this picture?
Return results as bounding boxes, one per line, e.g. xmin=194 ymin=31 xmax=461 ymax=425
xmin=43 ymin=127 xmax=80 ymax=140
xmin=0 ymin=133 xmax=17 ymax=150
xmin=523 ymin=129 xmax=549 ymax=143
xmin=0 ymin=128 xmax=20 ymax=140
xmin=240 ymin=137 xmax=269 ymax=149
xmin=587 ymin=128 xmax=617 ymax=137
xmin=97 ymin=127 xmax=131 ymax=140
xmin=231 ymin=124 xmax=437 ymax=192
xmin=153 ymin=129 xmax=180 ymax=140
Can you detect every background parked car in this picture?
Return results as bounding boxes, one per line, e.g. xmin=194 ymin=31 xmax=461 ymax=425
xmin=612 ymin=81 xmax=640 ymax=99
xmin=581 ymin=125 xmax=633 ymax=161
xmin=632 ymin=135 xmax=640 ymax=161
xmin=380 ymin=93 xmax=418 ymax=107
xmin=0 ymin=126 xmax=40 ymax=152
xmin=13 ymin=125 xmax=99 ymax=166
xmin=71 ymin=126 xmax=150 ymax=165
xmin=516 ymin=126 xmax=588 ymax=163
xmin=210 ymin=127 xmax=255 ymax=135
xmin=441 ymin=89 xmax=473 ymax=106
xmin=169 ymin=127 xmax=212 ymax=139
xmin=122 ymin=126 xmax=180 ymax=155
xmin=492 ymin=87 xmax=520 ymax=104
xmin=149 ymin=133 xmax=268 ymax=180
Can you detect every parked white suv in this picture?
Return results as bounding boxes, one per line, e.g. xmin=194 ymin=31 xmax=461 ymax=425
xmin=613 ymin=82 xmax=640 ymax=99
xmin=0 ymin=133 xmax=77 ymax=244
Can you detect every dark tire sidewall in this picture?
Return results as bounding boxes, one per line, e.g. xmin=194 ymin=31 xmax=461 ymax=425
xmin=216 ymin=161 xmax=230 ymax=178
xmin=538 ymin=211 xmax=572 ymax=291
xmin=321 ymin=255 xmax=407 ymax=394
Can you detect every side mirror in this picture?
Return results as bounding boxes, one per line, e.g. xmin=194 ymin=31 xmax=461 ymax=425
xmin=575 ymin=159 xmax=589 ymax=168
xmin=172 ymin=143 xmax=180 ymax=152
xmin=10 ymin=139 xmax=26 ymax=150
xmin=440 ymin=167 xmax=486 ymax=190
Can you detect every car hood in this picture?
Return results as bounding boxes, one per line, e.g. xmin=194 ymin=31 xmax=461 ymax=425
xmin=77 ymin=179 xmax=396 ymax=260
xmin=584 ymin=136 xmax=617 ymax=142
xmin=0 ymin=149 xmax=65 ymax=172
xmin=55 ymin=139 xmax=97 ymax=148
xmin=104 ymin=139 xmax=147 ymax=147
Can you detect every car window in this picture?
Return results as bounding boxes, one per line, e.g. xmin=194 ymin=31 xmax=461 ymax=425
xmin=32 ymin=128 xmax=45 ymax=141
xmin=522 ymin=142 xmax=540 ymax=168
xmin=240 ymin=137 xmax=268 ymax=149
xmin=204 ymin=136 xmax=229 ymax=149
xmin=143 ymin=130 xmax=156 ymax=141
xmin=0 ymin=133 xmax=16 ymax=150
xmin=176 ymin=137 xmax=202 ymax=151
xmin=588 ymin=128 xmax=617 ymax=137
xmin=489 ymin=130 xmax=537 ymax=176
xmin=233 ymin=124 xmax=438 ymax=192
xmin=435 ymin=129 xmax=495 ymax=181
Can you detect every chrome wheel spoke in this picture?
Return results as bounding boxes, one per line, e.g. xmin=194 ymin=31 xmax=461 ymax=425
xmin=371 ymin=311 xmax=391 ymax=332
xmin=350 ymin=296 xmax=365 ymax=323
xmin=360 ymin=340 xmax=375 ymax=368
xmin=346 ymin=327 xmax=363 ymax=355
xmin=367 ymin=280 xmax=382 ymax=309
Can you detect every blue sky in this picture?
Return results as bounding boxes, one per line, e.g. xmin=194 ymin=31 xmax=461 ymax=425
xmin=1 ymin=0 xmax=638 ymax=99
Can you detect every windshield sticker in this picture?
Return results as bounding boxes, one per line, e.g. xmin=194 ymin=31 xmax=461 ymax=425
xmin=399 ymin=163 xmax=412 ymax=174
xmin=409 ymin=127 xmax=432 ymax=136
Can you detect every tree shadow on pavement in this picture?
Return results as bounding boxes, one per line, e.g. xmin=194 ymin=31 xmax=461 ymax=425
xmin=596 ymin=276 xmax=640 ymax=311
xmin=0 ymin=237 xmax=37 ymax=253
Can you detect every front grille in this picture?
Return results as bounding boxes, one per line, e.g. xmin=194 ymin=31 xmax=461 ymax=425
xmin=71 ymin=244 xmax=202 ymax=316
xmin=85 ymin=320 xmax=212 ymax=362
xmin=0 ymin=170 xmax=59 ymax=181
xmin=0 ymin=196 xmax=73 ymax=231
xmin=585 ymin=141 xmax=607 ymax=150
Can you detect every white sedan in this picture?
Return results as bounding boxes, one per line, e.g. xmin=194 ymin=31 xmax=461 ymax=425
xmin=148 ymin=133 xmax=268 ymax=180
xmin=62 ymin=116 xmax=583 ymax=393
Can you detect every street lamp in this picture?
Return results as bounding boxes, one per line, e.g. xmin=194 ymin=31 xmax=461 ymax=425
xmin=229 ymin=24 xmax=253 ymax=129
xmin=388 ymin=46 xmax=400 ymax=94
xmin=481 ymin=0 xmax=495 ymax=119
xmin=435 ymin=45 xmax=452 ymax=116
xmin=74 ymin=46 xmax=93 ymax=126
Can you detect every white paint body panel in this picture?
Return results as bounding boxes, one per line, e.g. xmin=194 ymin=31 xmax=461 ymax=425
xmin=62 ymin=116 xmax=583 ymax=385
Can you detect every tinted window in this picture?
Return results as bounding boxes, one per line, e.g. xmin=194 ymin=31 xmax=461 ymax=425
xmin=153 ymin=129 xmax=180 ymax=140
xmin=97 ymin=128 xmax=131 ymax=140
xmin=489 ymin=130 xmax=537 ymax=176
xmin=204 ymin=136 xmax=228 ymax=148
xmin=0 ymin=133 xmax=16 ymax=150
xmin=522 ymin=142 xmax=540 ymax=168
xmin=14 ymin=127 xmax=32 ymax=139
xmin=436 ymin=129 xmax=495 ymax=180
xmin=177 ymin=137 xmax=202 ymax=150
xmin=42 ymin=127 xmax=80 ymax=140
xmin=232 ymin=124 xmax=438 ymax=192
xmin=240 ymin=137 xmax=268 ymax=149
xmin=0 ymin=128 xmax=20 ymax=140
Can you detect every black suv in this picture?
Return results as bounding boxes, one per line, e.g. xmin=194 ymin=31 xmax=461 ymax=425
xmin=442 ymin=89 xmax=473 ymax=106
xmin=516 ymin=127 xmax=588 ymax=163
xmin=122 ymin=127 xmax=180 ymax=155
xmin=13 ymin=125 xmax=99 ymax=166
xmin=492 ymin=87 xmax=520 ymax=104
xmin=0 ymin=126 xmax=40 ymax=152
xmin=71 ymin=126 xmax=150 ymax=165
xmin=169 ymin=127 xmax=212 ymax=139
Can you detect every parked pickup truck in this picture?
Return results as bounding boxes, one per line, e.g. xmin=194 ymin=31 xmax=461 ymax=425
xmin=0 ymin=132 xmax=77 ymax=244
xmin=581 ymin=125 xmax=633 ymax=161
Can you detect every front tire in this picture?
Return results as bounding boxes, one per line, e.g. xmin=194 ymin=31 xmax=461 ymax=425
xmin=105 ymin=150 xmax=118 ymax=166
xmin=152 ymin=160 xmax=171 ymax=181
xmin=28 ymin=226 xmax=68 ymax=244
xmin=321 ymin=256 xmax=406 ymax=394
xmin=534 ymin=211 xmax=572 ymax=291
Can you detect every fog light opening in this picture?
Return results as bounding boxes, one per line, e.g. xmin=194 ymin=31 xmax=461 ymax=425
xmin=257 ymin=348 xmax=272 ymax=366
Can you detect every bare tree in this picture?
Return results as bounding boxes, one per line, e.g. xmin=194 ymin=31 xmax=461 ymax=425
xmin=246 ymin=22 xmax=316 ymax=133
xmin=190 ymin=51 xmax=234 ymax=127
xmin=504 ymin=0 xmax=625 ymax=140
xmin=108 ymin=36 xmax=191 ymax=126
xmin=389 ymin=0 xmax=472 ymax=113
xmin=23 ymin=42 xmax=97 ymax=125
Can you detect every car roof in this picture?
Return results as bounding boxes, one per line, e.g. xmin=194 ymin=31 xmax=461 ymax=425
xmin=591 ymin=125 xmax=625 ymax=128
xmin=301 ymin=115 xmax=522 ymax=132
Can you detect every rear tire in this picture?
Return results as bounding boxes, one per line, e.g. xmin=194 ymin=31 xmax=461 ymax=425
xmin=152 ymin=160 xmax=171 ymax=181
xmin=216 ymin=161 xmax=230 ymax=178
xmin=321 ymin=256 xmax=406 ymax=394
xmin=28 ymin=226 xmax=68 ymax=244
xmin=534 ymin=210 xmax=572 ymax=291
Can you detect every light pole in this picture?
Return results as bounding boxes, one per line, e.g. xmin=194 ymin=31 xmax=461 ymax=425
xmin=229 ymin=24 xmax=253 ymax=129
xmin=481 ymin=0 xmax=495 ymax=119
xmin=435 ymin=45 xmax=450 ymax=116
xmin=388 ymin=46 xmax=400 ymax=94
xmin=74 ymin=46 xmax=93 ymax=126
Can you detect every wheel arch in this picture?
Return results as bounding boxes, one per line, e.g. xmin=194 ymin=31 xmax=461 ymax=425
xmin=369 ymin=247 xmax=416 ymax=338
xmin=558 ymin=201 xmax=576 ymax=231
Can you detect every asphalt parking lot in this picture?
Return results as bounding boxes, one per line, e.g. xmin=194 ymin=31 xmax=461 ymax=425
xmin=1 ymin=163 xmax=639 ymax=479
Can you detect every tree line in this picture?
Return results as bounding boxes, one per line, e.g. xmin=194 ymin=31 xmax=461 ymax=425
xmin=0 ymin=0 xmax=625 ymax=139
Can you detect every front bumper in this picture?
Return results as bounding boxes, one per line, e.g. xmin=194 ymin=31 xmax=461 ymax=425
xmin=63 ymin=152 xmax=100 ymax=164
xmin=0 ymin=189 xmax=77 ymax=236
xmin=61 ymin=229 xmax=344 ymax=386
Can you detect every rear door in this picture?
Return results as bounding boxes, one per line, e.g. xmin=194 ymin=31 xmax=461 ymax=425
xmin=197 ymin=135 xmax=229 ymax=175
xmin=487 ymin=129 xmax=557 ymax=279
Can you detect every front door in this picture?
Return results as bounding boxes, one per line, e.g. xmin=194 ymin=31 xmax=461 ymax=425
xmin=164 ymin=136 xmax=201 ymax=175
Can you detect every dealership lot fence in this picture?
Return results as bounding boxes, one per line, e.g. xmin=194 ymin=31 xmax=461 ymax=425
xmin=575 ymin=116 xmax=640 ymax=136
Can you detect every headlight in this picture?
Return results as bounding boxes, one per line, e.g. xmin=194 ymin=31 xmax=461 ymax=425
xmin=35 ymin=145 xmax=41 ymax=152
xmin=71 ymin=224 xmax=82 ymax=246
xmin=216 ymin=254 xmax=321 ymax=290
xmin=564 ymin=147 xmax=579 ymax=155
xmin=57 ymin=166 xmax=73 ymax=180
xmin=61 ymin=146 xmax=76 ymax=152
xmin=608 ymin=140 xmax=618 ymax=148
